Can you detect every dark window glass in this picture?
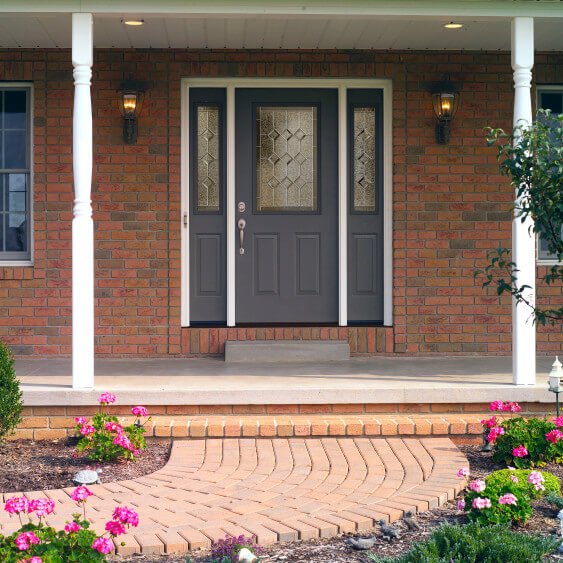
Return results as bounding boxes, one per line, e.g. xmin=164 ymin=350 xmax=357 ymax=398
xmin=0 ymin=88 xmax=31 ymax=260
xmin=540 ymin=92 xmax=563 ymax=114
xmin=537 ymin=88 xmax=562 ymax=261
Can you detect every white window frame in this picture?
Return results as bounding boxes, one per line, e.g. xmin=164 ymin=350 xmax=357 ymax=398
xmin=0 ymin=82 xmax=34 ymax=267
xmin=181 ymin=78 xmax=393 ymax=328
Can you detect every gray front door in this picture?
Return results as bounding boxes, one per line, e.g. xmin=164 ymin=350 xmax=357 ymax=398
xmin=235 ymin=89 xmax=338 ymax=324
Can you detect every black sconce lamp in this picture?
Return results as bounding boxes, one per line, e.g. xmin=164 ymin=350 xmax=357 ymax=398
xmin=431 ymin=78 xmax=460 ymax=144
xmin=117 ymin=77 xmax=145 ymax=144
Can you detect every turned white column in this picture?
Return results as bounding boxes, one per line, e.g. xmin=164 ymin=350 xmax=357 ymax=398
xmin=511 ymin=17 xmax=536 ymax=386
xmin=72 ymin=13 xmax=94 ymax=389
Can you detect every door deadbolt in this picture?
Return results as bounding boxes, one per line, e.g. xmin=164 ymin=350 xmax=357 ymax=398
xmin=238 ymin=201 xmax=246 ymax=213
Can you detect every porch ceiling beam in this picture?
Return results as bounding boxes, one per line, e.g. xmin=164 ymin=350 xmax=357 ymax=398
xmin=511 ymin=16 xmax=535 ymax=387
xmin=72 ymin=12 xmax=95 ymax=390
xmin=3 ymin=1 xmax=563 ymax=18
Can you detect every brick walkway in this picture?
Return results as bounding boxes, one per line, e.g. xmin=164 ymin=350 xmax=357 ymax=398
xmin=0 ymin=438 xmax=467 ymax=556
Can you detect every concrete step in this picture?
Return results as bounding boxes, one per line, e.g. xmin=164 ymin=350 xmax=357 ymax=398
xmin=224 ymin=340 xmax=350 ymax=363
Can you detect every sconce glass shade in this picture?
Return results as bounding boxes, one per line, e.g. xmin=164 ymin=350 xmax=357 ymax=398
xmin=118 ymin=88 xmax=144 ymax=118
xmin=432 ymin=91 xmax=459 ymax=122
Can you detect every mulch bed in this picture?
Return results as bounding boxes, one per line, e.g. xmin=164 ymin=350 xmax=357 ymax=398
xmin=110 ymin=445 xmax=563 ymax=563
xmin=0 ymin=438 xmax=170 ymax=493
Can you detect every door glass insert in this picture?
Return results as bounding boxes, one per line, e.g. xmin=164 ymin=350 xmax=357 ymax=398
xmin=256 ymin=106 xmax=317 ymax=212
xmin=353 ymin=106 xmax=377 ymax=213
xmin=196 ymin=105 xmax=220 ymax=212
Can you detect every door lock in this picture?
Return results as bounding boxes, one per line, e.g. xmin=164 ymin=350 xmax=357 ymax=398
xmin=238 ymin=201 xmax=246 ymax=213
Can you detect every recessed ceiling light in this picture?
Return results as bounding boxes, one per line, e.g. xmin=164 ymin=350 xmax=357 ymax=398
xmin=123 ymin=19 xmax=144 ymax=26
xmin=444 ymin=22 xmax=464 ymax=29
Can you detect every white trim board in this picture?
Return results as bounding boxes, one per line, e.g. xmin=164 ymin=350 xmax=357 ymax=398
xmin=180 ymin=78 xmax=393 ymax=328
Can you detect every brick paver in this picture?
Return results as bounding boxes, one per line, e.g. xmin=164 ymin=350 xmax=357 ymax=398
xmin=1 ymin=438 xmax=467 ymax=555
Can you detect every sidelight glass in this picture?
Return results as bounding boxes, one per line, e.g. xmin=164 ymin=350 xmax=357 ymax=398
xmin=352 ymin=106 xmax=377 ymax=213
xmin=0 ymin=88 xmax=30 ymax=259
xmin=195 ymin=105 xmax=221 ymax=212
xmin=256 ymin=106 xmax=317 ymax=212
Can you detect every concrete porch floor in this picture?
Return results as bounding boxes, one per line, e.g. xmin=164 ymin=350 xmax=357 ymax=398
xmin=16 ymin=355 xmax=556 ymax=406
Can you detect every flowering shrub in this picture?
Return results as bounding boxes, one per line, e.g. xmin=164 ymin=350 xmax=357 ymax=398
xmin=0 ymin=486 xmax=139 ymax=562
xmin=481 ymin=400 xmax=563 ymax=468
xmin=210 ymin=534 xmax=262 ymax=563
xmin=75 ymin=393 xmax=150 ymax=462
xmin=459 ymin=467 xmax=558 ymax=526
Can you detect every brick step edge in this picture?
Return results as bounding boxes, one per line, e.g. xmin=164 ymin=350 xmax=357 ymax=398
xmin=13 ymin=414 xmax=487 ymax=441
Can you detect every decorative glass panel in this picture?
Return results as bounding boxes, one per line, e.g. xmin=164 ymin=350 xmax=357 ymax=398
xmin=256 ymin=106 xmax=317 ymax=212
xmin=196 ymin=105 xmax=220 ymax=212
xmin=353 ymin=107 xmax=377 ymax=213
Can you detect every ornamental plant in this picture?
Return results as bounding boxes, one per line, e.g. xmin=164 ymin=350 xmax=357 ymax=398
xmin=210 ymin=534 xmax=262 ymax=563
xmin=0 ymin=486 xmax=139 ymax=562
xmin=75 ymin=393 xmax=150 ymax=462
xmin=368 ymin=522 xmax=559 ymax=563
xmin=0 ymin=341 xmax=23 ymax=442
xmin=481 ymin=401 xmax=563 ymax=468
xmin=458 ymin=467 xmax=557 ymax=526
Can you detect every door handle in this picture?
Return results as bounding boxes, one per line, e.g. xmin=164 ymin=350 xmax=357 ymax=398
xmin=238 ymin=218 xmax=246 ymax=255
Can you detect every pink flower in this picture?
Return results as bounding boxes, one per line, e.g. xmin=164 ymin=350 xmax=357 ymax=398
xmin=498 ymin=493 xmax=518 ymax=505
xmin=510 ymin=475 xmax=519 ymax=483
xmin=469 ymin=479 xmax=486 ymax=493
xmin=15 ymin=531 xmax=40 ymax=551
xmin=456 ymin=467 xmax=469 ymax=478
xmin=487 ymin=426 xmax=505 ymax=443
xmin=508 ymin=402 xmax=522 ymax=413
xmin=472 ymin=497 xmax=492 ymax=510
xmin=456 ymin=499 xmax=466 ymax=511
xmin=131 ymin=406 xmax=148 ymax=417
xmin=29 ymin=558 xmax=43 ymax=563
xmin=481 ymin=416 xmax=497 ymax=429
xmin=489 ymin=401 xmax=505 ymax=412
xmin=71 ymin=486 xmax=93 ymax=503
xmin=105 ymin=520 xmax=126 ymax=536
xmin=112 ymin=506 xmax=139 ymax=527
xmin=98 ymin=392 xmax=116 ymax=405
xmin=528 ymin=471 xmax=546 ymax=491
xmin=546 ymin=429 xmax=563 ymax=444
xmin=4 ymin=496 xmax=29 ymax=515
xmin=80 ymin=424 xmax=95 ymax=436
xmin=28 ymin=498 xmax=55 ymax=517
xmin=74 ymin=416 xmax=87 ymax=425
xmin=513 ymin=445 xmax=528 ymax=458
xmin=65 ymin=521 xmax=82 ymax=533
xmin=92 ymin=537 xmax=113 ymax=554
xmin=105 ymin=422 xmax=123 ymax=433
xmin=554 ymin=417 xmax=563 ymax=428
xmin=113 ymin=433 xmax=133 ymax=450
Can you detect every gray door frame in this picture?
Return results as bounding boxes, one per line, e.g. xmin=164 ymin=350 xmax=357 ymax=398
xmin=180 ymin=78 xmax=393 ymax=328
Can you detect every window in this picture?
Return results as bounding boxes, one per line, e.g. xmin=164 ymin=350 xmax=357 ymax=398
xmin=536 ymin=86 xmax=562 ymax=263
xmin=0 ymin=86 xmax=31 ymax=262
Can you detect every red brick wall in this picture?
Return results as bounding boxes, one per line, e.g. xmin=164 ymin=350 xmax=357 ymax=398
xmin=0 ymin=49 xmax=561 ymax=356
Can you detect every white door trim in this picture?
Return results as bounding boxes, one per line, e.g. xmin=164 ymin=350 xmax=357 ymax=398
xmin=180 ymin=77 xmax=393 ymax=327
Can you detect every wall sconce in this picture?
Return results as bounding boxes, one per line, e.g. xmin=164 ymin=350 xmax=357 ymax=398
xmin=431 ymin=79 xmax=460 ymax=144
xmin=117 ymin=78 xmax=145 ymax=144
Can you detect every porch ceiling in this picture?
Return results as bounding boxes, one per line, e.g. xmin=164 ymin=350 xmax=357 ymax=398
xmin=0 ymin=14 xmax=562 ymax=51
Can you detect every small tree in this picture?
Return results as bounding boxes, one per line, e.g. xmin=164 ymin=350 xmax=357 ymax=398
xmin=0 ymin=341 xmax=23 ymax=442
xmin=477 ymin=110 xmax=563 ymax=325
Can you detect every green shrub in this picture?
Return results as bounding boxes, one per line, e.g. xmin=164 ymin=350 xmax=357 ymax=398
xmin=368 ymin=522 xmax=559 ymax=563
xmin=486 ymin=468 xmax=560 ymax=499
xmin=463 ymin=468 xmax=558 ymax=525
xmin=492 ymin=416 xmax=563 ymax=468
xmin=0 ymin=341 xmax=23 ymax=442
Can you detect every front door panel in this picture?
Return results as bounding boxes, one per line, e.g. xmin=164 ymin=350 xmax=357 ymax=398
xmin=235 ymin=89 xmax=338 ymax=323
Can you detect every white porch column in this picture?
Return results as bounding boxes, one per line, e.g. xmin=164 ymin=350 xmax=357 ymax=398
xmin=72 ymin=13 xmax=94 ymax=389
xmin=511 ymin=17 xmax=536 ymax=386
